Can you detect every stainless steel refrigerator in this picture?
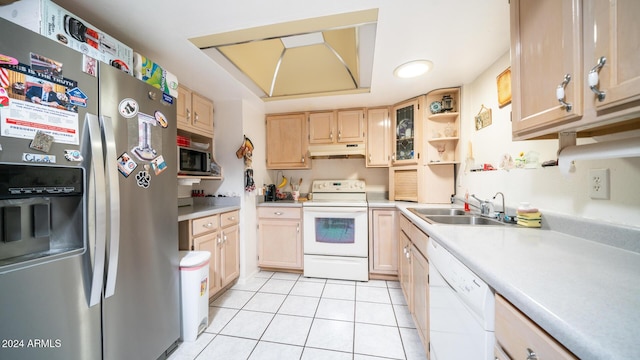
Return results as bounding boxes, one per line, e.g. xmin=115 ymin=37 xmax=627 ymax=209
xmin=0 ymin=18 xmax=179 ymax=360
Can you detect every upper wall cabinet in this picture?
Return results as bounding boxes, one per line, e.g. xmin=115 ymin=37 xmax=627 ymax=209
xmin=366 ymin=107 xmax=391 ymax=167
xmin=511 ymin=0 xmax=640 ymax=140
xmin=392 ymin=97 xmax=423 ymax=166
xmin=266 ymin=113 xmax=310 ymax=169
xmin=588 ymin=0 xmax=640 ymax=114
xmin=510 ymin=0 xmax=583 ymax=139
xmin=308 ymin=109 xmax=365 ymax=144
xmin=177 ymin=85 xmax=214 ymax=137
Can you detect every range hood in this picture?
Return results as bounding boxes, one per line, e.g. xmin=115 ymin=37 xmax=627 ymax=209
xmin=308 ymin=143 xmax=366 ymax=158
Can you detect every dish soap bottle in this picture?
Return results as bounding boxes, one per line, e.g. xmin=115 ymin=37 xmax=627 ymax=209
xmin=464 ymin=190 xmax=470 ymax=212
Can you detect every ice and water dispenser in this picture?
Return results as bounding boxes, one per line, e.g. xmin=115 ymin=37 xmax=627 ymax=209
xmin=0 ymin=164 xmax=84 ymax=272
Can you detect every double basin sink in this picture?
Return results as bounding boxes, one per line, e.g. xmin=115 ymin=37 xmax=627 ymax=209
xmin=408 ymin=207 xmax=510 ymax=226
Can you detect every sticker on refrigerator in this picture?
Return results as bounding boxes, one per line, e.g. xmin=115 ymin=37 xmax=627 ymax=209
xmin=117 ymin=152 xmax=137 ymax=177
xmin=22 ymin=153 xmax=56 ymax=163
xmin=135 ymin=165 xmax=151 ymax=189
xmin=0 ymin=87 xmax=9 ymax=107
xmin=83 ymin=55 xmax=97 ymax=77
xmin=29 ymin=130 xmax=54 ymax=153
xmin=64 ymin=149 xmax=83 ymax=162
xmin=131 ymin=112 xmax=158 ymax=161
xmin=30 ymin=53 xmax=63 ymax=80
xmin=119 ymin=98 xmax=138 ymax=118
xmin=0 ymin=97 xmax=80 ymax=145
xmin=150 ymin=155 xmax=167 ymax=175
xmin=0 ymin=54 xmax=19 ymax=66
xmin=154 ymin=110 xmax=168 ymax=128
xmin=66 ymin=87 xmax=88 ymax=108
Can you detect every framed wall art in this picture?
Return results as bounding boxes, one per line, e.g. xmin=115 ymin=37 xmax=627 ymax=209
xmin=497 ymin=67 xmax=511 ymax=108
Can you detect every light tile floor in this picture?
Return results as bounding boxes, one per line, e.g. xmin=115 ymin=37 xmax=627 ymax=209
xmin=169 ymin=271 xmax=427 ymax=360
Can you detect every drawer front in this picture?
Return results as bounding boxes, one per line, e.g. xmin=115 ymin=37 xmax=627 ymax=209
xmin=495 ymin=295 xmax=577 ymax=360
xmin=192 ymin=215 xmax=220 ymax=236
xmin=410 ymin=226 xmax=429 ymax=257
xmin=258 ymin=207 xmax=301 ymax=220
xmin=399 ymin=214 xmax=413 ymax=236
xmin=221 ymin=210 xmax=240 ymax=227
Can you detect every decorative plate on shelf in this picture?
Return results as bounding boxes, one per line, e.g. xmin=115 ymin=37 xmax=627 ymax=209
xmin=396 ymin=118 xmax=413 ymax=138
xmin=430 ymin=101 xmax=443 ymax=114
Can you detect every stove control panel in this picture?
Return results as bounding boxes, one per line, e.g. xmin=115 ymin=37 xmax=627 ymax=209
xmin=311 ymin=179 xmax=366 ymax=193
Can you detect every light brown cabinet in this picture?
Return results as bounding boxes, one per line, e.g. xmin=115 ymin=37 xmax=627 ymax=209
xmin=368 ymin=208 xmax=397 ymax=275
xmin=177 ymin=85 xmax=214 ymax=136
xmin=366 ymin=107 xmax=391 ymax=167
xmin=308 ymin=109 xmax=365 ymax=144
xmin=511 ymin=0 xmax=640 ymax=140
xmin=266 ymin=113 xmax=310 ymax=169
xmin=398 ymin=214 xmax=430 ymax=355
xmin=391 ymin=97 xmax=422 ymax=166
xmin=389 ymin=91 xmax=456 ymax=204
xmin=411 ymin=246 xmax=429 ymax=351
xmin=257 ymin=207 xmax=303 ymax=270
xmin=495 ymin=294 xmax=577 ymax=359
xmin=179 ymin=210 xmax=240 ymax=298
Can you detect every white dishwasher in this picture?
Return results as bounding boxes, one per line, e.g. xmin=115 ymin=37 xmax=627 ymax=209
xmin=427 ymin=238 xmax=495 ymax=360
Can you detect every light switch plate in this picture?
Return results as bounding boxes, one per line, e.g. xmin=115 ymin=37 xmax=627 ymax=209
xmin=589 ymin=168 xmax=610 ymax=200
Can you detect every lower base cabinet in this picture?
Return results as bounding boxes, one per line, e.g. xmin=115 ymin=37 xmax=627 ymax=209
xmin=179 ymin=210 xmax=240 ymax=298
xmin=257 ymin=207 xmax=303 ymax=270
xmin=398 ymin=214 xmax=430 ymax=356
xmin=495 ymin=294 xmax=577 ymax=359
xmin=369 ymin=208 xmax=398 ymax=275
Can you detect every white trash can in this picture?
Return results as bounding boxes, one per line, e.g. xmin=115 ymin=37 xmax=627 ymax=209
xmin=179 ymin=250 xmax=211 ymax=342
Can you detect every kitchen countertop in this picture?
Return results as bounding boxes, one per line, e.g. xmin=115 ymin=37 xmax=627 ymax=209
xmin=257 ymin=200 xmax=303 ymax=207
xmin=178 ymin=204 xmax=241 ymax=221
xmin=395 ymin=203 xmax=640 ymax=360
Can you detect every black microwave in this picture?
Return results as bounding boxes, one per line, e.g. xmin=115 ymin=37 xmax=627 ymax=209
xmin=177 ymin=146 xmax=212 ymax=176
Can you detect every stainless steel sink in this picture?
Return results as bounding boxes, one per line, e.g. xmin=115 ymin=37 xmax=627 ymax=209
xmin=407 ymin=208 xmax=507 ymax=226
xmin=422 ymin=215 xmax=506 ymax=226
xmin=408 ymin=208 xmax=467 ymax=216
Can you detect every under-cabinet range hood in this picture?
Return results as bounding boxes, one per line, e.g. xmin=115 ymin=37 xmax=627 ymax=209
xmin=308 ymin=143 xmax=366 ymax=158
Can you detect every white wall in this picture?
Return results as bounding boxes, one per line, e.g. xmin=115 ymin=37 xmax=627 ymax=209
xmin=458 ymin=52 xmax=640 ymax=227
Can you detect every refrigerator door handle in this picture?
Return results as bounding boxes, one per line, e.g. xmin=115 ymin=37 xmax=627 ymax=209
xmin=85 ymin=114 xmax=108 ymax=307
xmin=101 ymin=115 xmax=121 ymax=299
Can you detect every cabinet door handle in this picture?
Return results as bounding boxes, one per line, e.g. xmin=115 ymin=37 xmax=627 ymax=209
xmin=301 ymin=156 xmax=305 ymax=163
xmin=216 ymin=235 xmax=222 ymax=245
xmin=330 ymin=131 xmax=333 ymax=141
xmin=228 ymin=216 xmax=236 ymax=221
xmin=204 ymin=222 xmax=213 ymax=228
xmin=392 ymin=152 xmax=396 ymax=161
xmin=194 ymin=112 xmax=199 ymax=123
xmin=338 ymin=130 xmax=341 ymax=140
xmin=223 ymin=234 xmax=228 ymax=244
xmin=186 ymin=108 xmax=191 ymax=121
xmin=526 ymin=348 xmax=538 ymax=360
xmin=296 ymin=224 xmax=300 ymax=233
xmin=588 ymin=56 xmax=607 ymax=102
xmin=556 ymin=74 xmax=573 ymax=111
xmin=274 ymin=211 xmax=283 ymax=216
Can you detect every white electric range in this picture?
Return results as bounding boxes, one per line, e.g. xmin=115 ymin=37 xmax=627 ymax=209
xmin=302 ymin=179 xmax=368 ymax=281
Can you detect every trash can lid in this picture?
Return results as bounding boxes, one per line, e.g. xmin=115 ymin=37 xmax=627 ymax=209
xmin=179 ymin=251 xmax=211 ymax=267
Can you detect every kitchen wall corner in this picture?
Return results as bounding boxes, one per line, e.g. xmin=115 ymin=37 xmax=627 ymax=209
xmin=458 ymin=51 xmax=640 ymax=228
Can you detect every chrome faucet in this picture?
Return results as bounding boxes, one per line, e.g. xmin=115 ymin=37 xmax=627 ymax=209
xmin=471 ymin=194 xmax=494 ymax=217
xmin=492 ymin=192 xmax=505 ymax=220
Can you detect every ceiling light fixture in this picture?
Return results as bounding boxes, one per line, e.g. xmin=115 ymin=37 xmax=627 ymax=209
xmin=393 ymin=60 xmax=433 ymax=78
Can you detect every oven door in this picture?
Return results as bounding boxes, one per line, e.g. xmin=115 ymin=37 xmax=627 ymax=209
xmin=303 ymin=206 xmax=368 ymax=257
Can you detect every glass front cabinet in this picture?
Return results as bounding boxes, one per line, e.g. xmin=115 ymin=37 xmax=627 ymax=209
xmin=392 ymin=98 xmax=422 ymax=165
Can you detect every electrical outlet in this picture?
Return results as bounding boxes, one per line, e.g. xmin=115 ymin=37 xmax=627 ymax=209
xmin=589 ymin=168 xmax=610 ymax=200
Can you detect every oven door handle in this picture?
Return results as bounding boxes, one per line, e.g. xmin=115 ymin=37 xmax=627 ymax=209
xmin=304 ymin=207 xmax=367 ymax=213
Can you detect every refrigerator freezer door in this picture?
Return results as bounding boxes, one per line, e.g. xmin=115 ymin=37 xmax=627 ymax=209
xmin=98 ymin=63 xmax=179 ymax=360
xmin=0 ymin=18 xmax=102 ymax=360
